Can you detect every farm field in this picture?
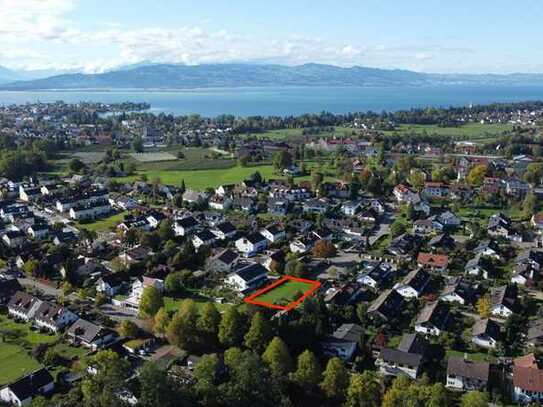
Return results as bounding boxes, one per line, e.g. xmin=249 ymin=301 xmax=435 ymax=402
xmin=256 ymin=126 xmax=355 ymax=141
xmin=253 ymin=280 xmax=316 ymax=307
xmin=130 ymin=152 xmax=177 ymax=162
xmin=164 ymin=296 xmax=232 ymax=313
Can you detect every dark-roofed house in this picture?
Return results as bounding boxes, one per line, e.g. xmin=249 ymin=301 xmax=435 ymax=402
xmin=490 ymin=285 xmax=517 ymax=318
xmin=173 ymin=216 xmax=199 ymax=237
xmin=211 ymin=221 xmax=237 ymax=240
xmin=415 ymin=301 xmax=450 ymax=336
xmin=320 ymin=323 xmax=363 ymax=361
xmin=235 ymin=233 xmax=268 ymax=257
xmin=33 ymin=302 xmax=78 ymax=333
xmin=472 ymin=318 xmax=500 ymax=349
xmin=394 ymin=268 xmax=430 ymax=299
xmin=192 ymin=230 xmax=216 ymax=250
xmin=376 ymin=333 xmax=428 ymax=379
xmin=8 ymin=291 xmax=43 ymax=322
xmin=440 ymin=277 xmax=475 ymax=305
xmin=527 ymin=319 xmax=543 ymax=348
xmin=66 ymin=318 xmax=117 ymax=351
xmin=208 ymin=249 xmax=240 ymax=273
xmin=0 ymin=278 xmax=22 ymax=304
xmin=446 ymin=357 xmax=490 ymax=391
xmin=0 ymin=368 xmax=54 ymax=406
xmin=96 ymin=273 xmax=127 ymax=297
xmin=226 ymin=263 xmax=268 ymax=293
xmin=368 ymin=289 xmax=405 ymax=322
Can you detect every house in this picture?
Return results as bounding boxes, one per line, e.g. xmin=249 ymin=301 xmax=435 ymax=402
xmin=434 ymin=210 xmax=461 ymax=229
xmin=182 ymin=189 xmax=208 ymax=204
xmin=376 ymin=334 xmax=428 ymax=379
xmin=289 ymin=235 xmax=318 ymax=254
xmin=357 ymin=262 xmax=394 ymax=289
xmin=208 ymin=195 xmax=232 ymax=211
xmin=119 ymin=246 xmax=152 ymax=265
xmin=173 ymin=216 xmax=198 ymax=237
xmin=428 ymin=233 xmax=456 ymax=250
xmin=527 ymin=320 xmax=543 ymax=348
xmin=465 ymin=254 xmax=492 ymax=279
xmin=504 ymin=177 xmax=530 ymax=197
xmin=146 ymin=212 xmax=167 ymax=229
xmin=393 ymin=184 xmax=420 ymax=204
xmin=413 ymin=219 xmax=436 ymax=236
xmin=512 ymin=355 xmax=543 ymax=403
xmin=446 ymin=357 xmax=490 ymax=391
xmin=225 ymin=263 xmax=268 ymax=293
xmin=302 ymin=198 xmax=330 ymax=214
xmin=33 ymin=302 xmax=78 ymax=333
xmin=394 ymin=268 xmax=430 ymax=299
xmin=417 ymin=252 xmax=449 ymax=272
xmin=488 ymin=212 xmax=522 ymax=241
xmin=490 ymin=285 xmax=516 ymax=318
xmin=215 ymin=184 xmax=235 ymax=197
xmin=207 ymin=249 xmax=239 ymax=273
xmin=414 ymin=301 xmax=449 ymax=336
xmin=0 ymin=368 xmax=54 ymax=406
xmin=211 ymin=221 xmax=237 ymax=240
xmin=368 ymin=289 xmax=405 ymax=322
xmin=440 ymin=277 xmax=475 ymax=305
xmin=122 ymin=276 xmax=165 ymax=309
xmin=388 ymin=234 xmax=419 ymax=257
xmin=472 ymin=318 xmax=500 ymax=350
xmin=232 ymin=197 xmax=256 ymax=213
xmin=66 ymin=318 xmax=117 ymax=350
xmin=341 ymin=200 xmax=363 ymax=216
xmin=2 ymin=230 xmax=25 ymax=248
xmin=324 ymin=282 xmax=365 ymax=306
xmin=96 ymin=273 xmax=126 ymax=297
xmin=473 ymin=240 xmax=501 ymax=260
xmin=267 ymin=198 xmax=290 ymax=216
xmin=117 ymin=216 xmax=152 ymax=233
xmin=259 ymin=224 xmax=286 ymax=244
xmin=53 ymin=231 xmax=78 ymax=246
xmin=26 ymin=222 xmax=50 ymax=240
xmin=235 ymin=233 xmax=268 ymax=257
xmin=108 ymin=194 xmax=137 ymax=211
xmin=192 ymin=230 xmax=216 ymax=250
xmin=320 ymin=323 xmax=363 ymax=361
xmin=0 ymin=278 xmax=22 ymax=304
xmin=511 ymin=263 xmax=539 ymax=286
xmin=19 ymin=185 xmax=42 ymax=202
xmin=69 ymin=199 xmax=111 ymax=220
xmin=8 ymin=291 xmax=43 ymax=322
xmin=423 ymin=182 xmax=449 ymax=199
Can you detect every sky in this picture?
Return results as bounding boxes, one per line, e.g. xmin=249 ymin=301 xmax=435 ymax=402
xmin=1 ymin=0 xmax=543 ymax=74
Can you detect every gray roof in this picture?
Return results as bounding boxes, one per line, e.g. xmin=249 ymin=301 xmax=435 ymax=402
xmin=380 ymin=348 xmax=422 ymax=367
xmin=397 ymin=333 xmax=428 ymax=355
xmin=447 ymin=357 xmax=490 ymax=381
xmin=331 ymin=323 xmax=363 ymax=343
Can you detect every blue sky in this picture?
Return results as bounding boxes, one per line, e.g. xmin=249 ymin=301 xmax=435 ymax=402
xmin=1 ymin=0 xmax=543 ymax=74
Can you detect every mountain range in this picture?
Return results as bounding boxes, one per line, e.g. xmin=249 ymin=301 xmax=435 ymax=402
xmin=2 ymin=63 xmax=543 ymax=90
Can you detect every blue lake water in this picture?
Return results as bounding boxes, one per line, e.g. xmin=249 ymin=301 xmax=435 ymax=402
xmin=1 ymin=85 xmax=543 ymax=117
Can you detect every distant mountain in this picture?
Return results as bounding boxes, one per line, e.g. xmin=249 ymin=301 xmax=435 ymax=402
xmin=0 ymin=65 xmax=80 ymax=85
xmin=2 ymin=63 xmax=543 ymax=90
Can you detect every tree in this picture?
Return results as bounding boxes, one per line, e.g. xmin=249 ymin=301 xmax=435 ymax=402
xmin=165 ymin=271 xmax=186 ymax=294
xmin=262 ymin=336 xmax=293 ymax=378
xmin=119 ymin=320 xmax=138 ymax=338
xmin=407 ymin=169 xmax=426 ymax=191
xmin=272 ymin=150 xmax=292 ymax=171
xmin=290 ymin=350 xmax=322 ymax=391
xmin=218 ymin=307 xmax=245 ymax=348
xmin=132 ymin=136 xmax=144 ymax=153
xmin=345 ymin=371 xmax=381 ymax=407
xmin=244 ymin=312 xmax=272 ymax=353
xmin=138 ymin=362 xmax=178 ymax=407
xmin=166 ymin=299 xmax=199 ymax=349
xmin=81 ymin=350 xmax=130 ymax=407
xmin=153 ymin=307 xmax=170 ymax=336
xmin=523 ymin=191 xmax=537 ymax=217
xmin=390 ymin=219 xmax=407 ymax=238
xmin=139 ymin=286 xmax=164 ymax=319
xmin=476 ymin=295 xmax=492 ymax=318
xmin=22 ymin=259 xmax=40 ymax=276
xmin=194 ymin=354 xmax=220 ymax=406
xmin=460 ymin=390 xmax=488 ymax=407
xmin=320 ymin=357 xmax=349 ymax=401
xmin=157 ymin=219 xmax=174 ymax=241
xmin=312 ymin=239 xmax=337 ymax=258
xmin=467 ymin=164 xmax=487 ymax=186
xmin=198 ymin=302 xmax=221 ymax=341
xmin=68 ymin=158 xmax=86 ymax=173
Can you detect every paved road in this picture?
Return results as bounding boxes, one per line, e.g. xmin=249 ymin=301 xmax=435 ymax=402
xmin=369 ymin=211 xmax=393 ymax=246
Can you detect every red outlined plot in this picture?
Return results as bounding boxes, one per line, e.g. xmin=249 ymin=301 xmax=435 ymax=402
xmin=244 ymin=275 xmax=321 ymax=311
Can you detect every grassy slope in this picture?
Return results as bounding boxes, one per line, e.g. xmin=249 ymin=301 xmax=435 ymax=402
xmin=77 ymin=211 xmax=128 ymax=233
xmin=382 ymin=123 xmax=512 ymax=140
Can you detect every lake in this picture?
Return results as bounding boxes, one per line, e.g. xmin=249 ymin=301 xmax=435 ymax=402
xmin=1 ymin=85 xmax=543 ymax=117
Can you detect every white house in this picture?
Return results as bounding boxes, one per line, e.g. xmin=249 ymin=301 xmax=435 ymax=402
xmin=192 ymin=230 xmax=216 ymax=250
xmin=394 ymin=268 xmax=430 ymax=299
xmin=226 ymin=263 xmax=268 ymax=292
xmin=0 ymin=368 xmax=54 ymax=406
xmin=414 ymin=301 xmax=449 ymax=336
xmin=446 ymin=357 xmax=490 ymax=391
xmin=33 ymin=302 xmax=78 ymax=333
xmin=173 ymin=216 xmax=198 ymax=237
xmin=471 ymin=318 xmax=500 ymax=350
xmin=235 ymin=233 xmax=268 ymax=257
xmin=259 ymin=225 xmax=286 ymax=244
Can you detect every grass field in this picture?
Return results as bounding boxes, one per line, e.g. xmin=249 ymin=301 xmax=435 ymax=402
xmin=117 ymin=164 xmax=279 ymax=190
xmin=256 ymin=126 xmax=356 ymax=141
xmin=382 ymin=123 xmax=512 ymax=141
xmin=77 ymin=211 xmax=128 ymax=232
xmin=0 ymin=343 xmax=41 ymax=386
xmin=446 ymin=350 xmax=495 ymax=363
xmin=254 ymin=280 xmax=315 ymax=306
xmin=164 ymin=296 xmax=231 ymax=313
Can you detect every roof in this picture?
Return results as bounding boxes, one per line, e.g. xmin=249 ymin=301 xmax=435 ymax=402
xmin=402 ymin=268 xmax=430 ymax=292
xmin=244 ymin=233 xmax=267 ymax=244
xmin=417 ymin=252 xmax=449 ymax=268
xmin=195 ymin=230 xmax=216 ymax=242
xmin=6 ymin=368 xmax=54 ymax=401
xmin=176 ymin=216 xmax=198 ymax=228
xmin=380 ymin=348 xmax=422 ymax=367
xmin=472 ymin=318 xmax=500 ymax=338
xmin=215 ymin=249 xmax=239 ymax=265
xmin=232 ymin=263 xmax=268 ymax=282
xmin=215 ymin=221 xmax=236 ymax=234
xmin=0 ymin=278 xmax=22 ymax=298
xmin=415 ymin=301 xmax=449 ymax=326
xmin=330 ymin=323 xmax=363 ymax=342
xmin=447 ymin=357 xmax=490 ymax=381
xmin=514 ymin=354 xmax=538 ymax=369
xmin=66 ymin=318 xmax=112 ymax=343
xmin=397 ymin=333 xmax=428 ymax=355
xmin=8 ymin=291 xmax=43 ymax=317
xmin=513 ymin=366 xmax=543 ymax=392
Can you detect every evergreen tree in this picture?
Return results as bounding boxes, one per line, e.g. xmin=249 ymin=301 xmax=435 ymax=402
xmin=219 ymin=307 xmax=245 ymax=347
xmin=244 ymin=312 xmax=272 ymax=353
xmin=290 ymin=350 xmax=322 ymax=391
xmin=320 ymin=357 xmax=349 ymax=401
xmin=262 ymin=336 xmax=293 ymax=378
xmin=139 ymin=286 xmax=164 ymax=319
xmin=345 ymin=371 xmax=381 ymax=407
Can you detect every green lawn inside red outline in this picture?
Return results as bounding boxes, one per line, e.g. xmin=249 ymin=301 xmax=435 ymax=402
xmin=244 ymin=275 xmax=321 ymax=311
